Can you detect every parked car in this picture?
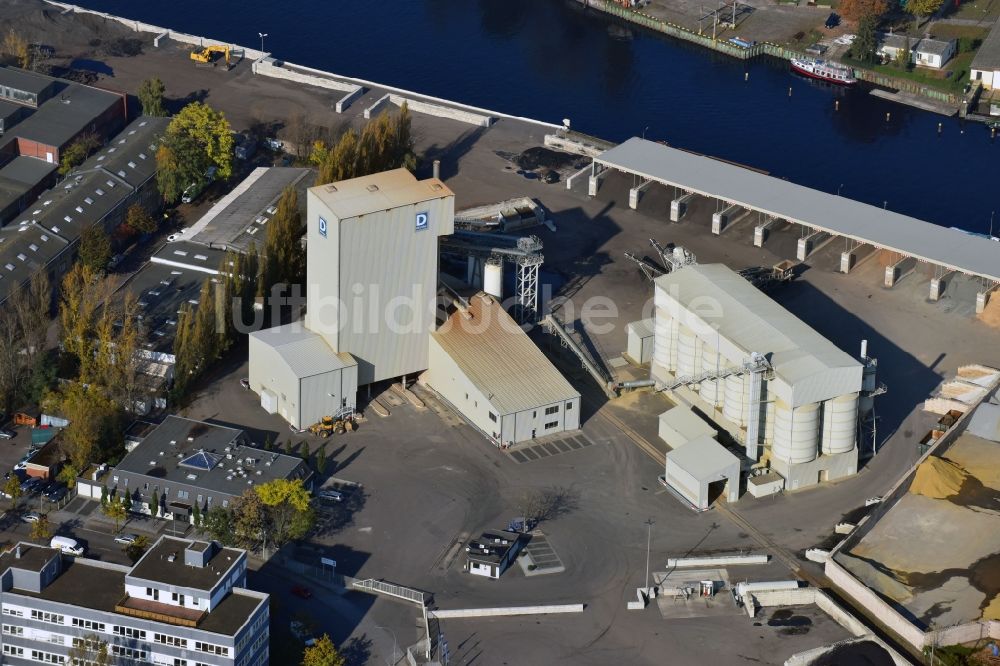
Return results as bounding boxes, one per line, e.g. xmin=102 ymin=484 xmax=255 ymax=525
xmin=44 ymin=483 xmax=66 ymax=500
xmin=317 ymin=490 xmax=343 ymax=503
xmin=50 ymin=536 xmax=84 ymax=556
xmin=21 ymin=512 xmax=41 ymax=523
xmin=0 ymin=429 xmax=15 ymax=440
xmin=291 ymin=585 xmax=313 ymax=599
xmin=114 ymin=534 xmax=139 ymax=545
xmin=20 ymin=478 xmax=42 ymax=493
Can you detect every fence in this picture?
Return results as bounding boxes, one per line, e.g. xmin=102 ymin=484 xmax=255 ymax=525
xmin=351 ymin=578 xmax=427 ymax=605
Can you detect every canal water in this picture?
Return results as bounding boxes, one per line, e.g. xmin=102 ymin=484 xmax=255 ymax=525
xmin=78 ymin=0 xmax=998 ymax=230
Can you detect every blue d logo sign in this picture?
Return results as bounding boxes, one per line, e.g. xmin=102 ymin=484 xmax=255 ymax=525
xmin=318 ymin=217 xmax=327 ymax=238
xmin=415 ymin=212 xmax=428 ymax=231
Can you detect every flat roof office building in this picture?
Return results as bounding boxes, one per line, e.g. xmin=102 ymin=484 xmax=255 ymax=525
xmin=0 ymin=537 xmax=268 ymax=666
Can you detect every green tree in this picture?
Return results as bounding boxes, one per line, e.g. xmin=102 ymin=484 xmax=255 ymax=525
xmin=30 ymin=515 xmax=53 ymax=541
xmin=232 ymin=490 xmax=268 ymax=550
xmin=315 ymin=444 xmax=327 ymax=474
xmin=0 ymin=271 xmax=50 ymax=414
xmin=45 ymin=382 xmax=118 ymax=474
xmin=256 ymin=478 xmax=314 ymax=547
xmin=894 ymin=37 xmax=911 ymax=69
xmin=192 ymin=502 xmax=202 ymax=527
xmin=1 ymin=29 xmax=30 ymax=69
xmin=104 ymin=498 xmax=126 ymax=531
xmin=299 ymin=440 xmax=310 ymax=460
xmin=852 ymin=14 xmax=879 ymax=64
xmin=100 ymin=485 xmax=108 ymax=506
xmin=58 ymin=132 xmax=101 ymax=176
xmin=263 ymin=434 xmax=273 ymax=452
xmin=57 ymin=465 xmax=79 ymax=490
xmin=137 ymin=77 xmax=167 ymax=117
xmin=906 ymin=0 xmax=944 ymax=24
xmin=149 ymin=490 xmax=159 ymax=517
xmin=3 ymin=475 xmax=22 ymax=508
xmin=125 ymin=204 xmax=157 ymax=235
xmin=263 ymin=186 xmax=305 ymax=289
xmin=78 ymin=225 xmax=113 ymax=272
xmin=301 ymin=634 xmax=345 ymax=666
xmin=156 ymin=102 xmax=234 ymax=203
xmin=124 ymin=535 xmax=149 ymax=563
xmin=67 ymin=633 xmax=111 ymax=666
xmin=121 ymin=492 xmax=131 ymax=513
xmin=284 ymin=439 xmax=295 ymax=455
xmin=315 ymin=103 xmax=414 ymax=186
xmin=203 ymin=506 xmax=235 ymax=545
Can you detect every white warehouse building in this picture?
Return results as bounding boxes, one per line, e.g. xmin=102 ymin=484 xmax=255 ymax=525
xmin=650 ymin=264 xmax=864 ymax=491
xmin=424 ymin=292 xmax=581 ymax=445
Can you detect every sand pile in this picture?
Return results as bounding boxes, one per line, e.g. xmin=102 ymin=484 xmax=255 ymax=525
xmin=979 ymin=296 xmax=1000 ymax=329
xmin=983 ymin=593 xmax=1000 ymax=620
xmin=909 ymin=456 xmax=970 ymax=499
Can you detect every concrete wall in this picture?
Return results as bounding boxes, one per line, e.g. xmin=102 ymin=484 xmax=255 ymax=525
xmin=387 ymin=94 xmax=493 ymax=127
xmin=429 ymin=604 xmax=584 ymax=618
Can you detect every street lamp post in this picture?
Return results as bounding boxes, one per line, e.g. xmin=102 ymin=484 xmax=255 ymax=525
xmin=644 ymin=518 xmax=654 ymax=599
xmin=374 ymin=625 xmax=399 ymax=665
xmin=258 ymin=32 xmax=268 ymax=54
xmin=837 ymin=183 xmax=844 ymax=196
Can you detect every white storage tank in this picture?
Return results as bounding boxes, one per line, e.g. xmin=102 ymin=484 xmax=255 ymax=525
xmin=699 ymin=345 xmax=724 ymax=407
xmin=723 ymin=374 xmax=749 ymax=427
xmin=821 ymin=393 xmax=859 ymax=455
xmin=772 ymin=400 xmax=819 ymax=464
xmin=675 ymin=325 xmax=701 ymax=379
xmin=483 ymin=259 xmax=503 ymax=299
xmin=653 ymin=310 xmax=673 ymax=370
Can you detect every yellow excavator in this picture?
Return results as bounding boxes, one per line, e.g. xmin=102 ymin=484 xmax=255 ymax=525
xmin=307 ymin=415 xmax=355 ymax=438
xmin=190 ymin=44 xmax=231 ymax=68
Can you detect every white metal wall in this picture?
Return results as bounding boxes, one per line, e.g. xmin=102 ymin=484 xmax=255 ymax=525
xmin=248 ymin=335 xmax=301 ymax=425
xmin=305 ymin=187 xmax=455 ymax=385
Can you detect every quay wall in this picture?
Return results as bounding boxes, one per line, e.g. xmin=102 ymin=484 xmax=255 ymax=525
xmin=580 ymin=0 xmax=959 ymax=105
xmin=43 ymin=1 xmax=562 ymax=131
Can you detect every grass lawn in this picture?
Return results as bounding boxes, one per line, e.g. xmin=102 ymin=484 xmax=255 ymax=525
xmin=843 ymin=51 xmax=973 ymax=94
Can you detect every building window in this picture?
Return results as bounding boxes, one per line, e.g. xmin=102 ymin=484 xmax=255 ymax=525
xmin=545 ymin=405 xmax=559 ymax=415
xmin=544 ymin=421 xmax=558 ymax=429
xmin=71 ymin=618 xmax=106 ymax=632
xmin=30 ymin=610 xmax=64 ymax=625
xmin=566 ymin=402 xmax=573 ymax=410
xmin=110 ymin=645 xmax=147 ymax=660
xmin=2 ymin=645 xmax=23 ymax=657
xmin=1 ymin=606 xmax=23 ymax=617
xmin=155 ymin=633 xmax=188 ymax=648
xmin=30 ymin=649 xmax=62 ymax=664
xmin=177 ymin=490 xmax=189 ymax=500
xmin=488 ymin=412 xmax=497 ymax=423
xmin=194 ymin=641 xmax=230 ymax=656
xmin=113 ymin=626 xmax=146 ymax=640
xmin=2 ymin=624 xmax=23 ymax=636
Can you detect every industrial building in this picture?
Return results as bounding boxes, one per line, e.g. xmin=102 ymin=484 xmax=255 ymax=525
xmin=248 ymin=324 xmax=358 ymax=428
xmin=0 ymin=115 xmax=169 ymax=306
xmin=249 ymin=168 xmax=453 ymax=423
xmin=0 ymin=536 xmax=269 ymax=666
xmin=464 ymin=530 xmax=524 ymax=578
xmin=180 ymin=166 xmax=312 ymax=253
xmin=303 ymin=168 xmax=455 ymax=385
xmin=76 ymin=416 xmax=312 ymax=520
xmin=972 ymin=20 xmax=1000 ymax=89
xmin=0 ymin=66 xmax=126 ymax=165
xmin=658 ymin=405 xmax=739 ymax=510
xmin=425 ymin=292 xmax=581 ymax=445
xmin=248 ymin=167 xmax=581 ymax=444
xmin=649 ymin=263 xmax=866 ymax=492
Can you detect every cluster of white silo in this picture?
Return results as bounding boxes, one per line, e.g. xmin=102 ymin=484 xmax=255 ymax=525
xmin=652 ymin=305 xmax=859 ymax=464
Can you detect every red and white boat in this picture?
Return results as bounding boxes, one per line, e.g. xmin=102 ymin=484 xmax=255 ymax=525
xmin=790 ymin=57 xmax=856 ymax=86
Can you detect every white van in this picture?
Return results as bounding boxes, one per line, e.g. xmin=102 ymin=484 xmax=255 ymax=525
xmin=49 ymin=536 xmax=84 ymax=556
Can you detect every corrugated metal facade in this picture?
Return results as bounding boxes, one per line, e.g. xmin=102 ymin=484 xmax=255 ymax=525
xmin=305 ymin=170 xmax=455 ymax=385
xmin=424 ymin=293 xmax=581 ymax=445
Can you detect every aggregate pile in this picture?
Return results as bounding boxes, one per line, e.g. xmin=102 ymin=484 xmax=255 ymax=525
xmin=909 ymin=456 xmax=970 ymax=500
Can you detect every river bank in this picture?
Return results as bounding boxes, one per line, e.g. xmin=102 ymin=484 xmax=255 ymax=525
xmin=578 ymin=0 xmax=979 ymax=116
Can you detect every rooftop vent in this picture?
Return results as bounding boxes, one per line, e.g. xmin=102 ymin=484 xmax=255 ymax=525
xmin=366 ymin=184 xmax=379 ymax=192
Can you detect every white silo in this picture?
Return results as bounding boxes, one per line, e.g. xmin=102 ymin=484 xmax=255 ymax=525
xmin=723 ymin=374 xmax=749 ymax=427
xmin=699 ymin=345 xmax=724 ymax=408
xmin=653 ymin=309 xmax=673 ymax=371
xmin=675 ymin=325 xmax=701 ymax=379
xmin=483 ymin=259 xmax=503 ymax=299
xmin=772 ymin=399 xmax=820 ymax=464
xmin=821 ymin=393 xmax=859 ymax=455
